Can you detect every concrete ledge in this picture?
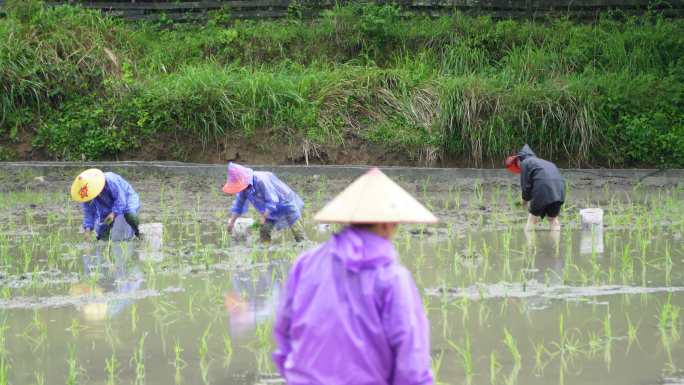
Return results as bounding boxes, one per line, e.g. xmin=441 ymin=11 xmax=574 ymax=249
xmin=1 ymin=161 xmax=683 ymax=187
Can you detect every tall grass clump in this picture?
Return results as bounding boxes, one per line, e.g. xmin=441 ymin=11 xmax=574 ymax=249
xmin=0 ymin=0 xmax=128 ymax=127
xmin=438 ymin=76 xmax=598 ymax=166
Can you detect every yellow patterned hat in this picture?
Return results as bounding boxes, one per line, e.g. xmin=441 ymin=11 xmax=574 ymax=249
xmin=70 ymin=168 xmax=106 ymax=202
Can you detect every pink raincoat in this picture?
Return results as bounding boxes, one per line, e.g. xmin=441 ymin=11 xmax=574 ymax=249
xmin=273 ymin=226 xmax=433 ymax=385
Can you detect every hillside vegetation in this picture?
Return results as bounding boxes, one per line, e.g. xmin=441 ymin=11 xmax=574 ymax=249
xmin=1 ymin=0 xmax=683 ymax=166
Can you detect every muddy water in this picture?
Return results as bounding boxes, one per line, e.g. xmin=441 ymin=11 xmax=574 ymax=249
xmin=0 ymin=168 xmax=683 ymax=385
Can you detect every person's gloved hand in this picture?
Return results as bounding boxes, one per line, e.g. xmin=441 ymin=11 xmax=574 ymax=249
xmin=104 ymin=212 xmax=116 ymax=225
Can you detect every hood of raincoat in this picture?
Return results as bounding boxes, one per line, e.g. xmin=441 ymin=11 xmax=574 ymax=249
xmin=330 ymin=227 xmax=396 ymax=273
xmin=517 ymin=144 xmax=537 ymax=162
xmin=223 ymin=163 xmax=254 ymax=194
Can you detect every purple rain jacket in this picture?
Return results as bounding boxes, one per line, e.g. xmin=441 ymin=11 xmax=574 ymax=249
xmin=230 ymin=168 xmax=304 ymax=230
xmin=273 ymin=226 xmax=433 ymax=385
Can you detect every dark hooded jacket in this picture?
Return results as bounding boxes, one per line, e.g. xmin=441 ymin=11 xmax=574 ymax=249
xmin=518 ymin=144 xmax=565 ymax=212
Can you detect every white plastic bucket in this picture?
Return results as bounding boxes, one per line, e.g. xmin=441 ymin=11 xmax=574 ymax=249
xmin=233 ymin=218 xmax=255 ymax=234
xmin=580 ymin=208 xmax=604 ymax=230
xmin=232 ymin=217 xmax=255 ymax=241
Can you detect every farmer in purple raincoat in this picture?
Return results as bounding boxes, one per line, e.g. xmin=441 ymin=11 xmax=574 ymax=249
xmin=223 ymin=162 xmax=305 ymax=242
xmin=273 ymin=168 xmax=437 ymax=385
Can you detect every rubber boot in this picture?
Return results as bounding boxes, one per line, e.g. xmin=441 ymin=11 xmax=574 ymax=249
xmin=124 ymin=213 xmax=142 ymax=239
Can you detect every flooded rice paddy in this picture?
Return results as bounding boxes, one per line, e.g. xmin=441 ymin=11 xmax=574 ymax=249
xmin=0 ymin=166 xmax=683 ymax=385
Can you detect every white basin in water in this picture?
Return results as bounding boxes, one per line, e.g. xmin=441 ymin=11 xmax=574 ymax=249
xmin=579 ymin=208 xmax=604 ymax=255
xmin=233 ymin=217 xmax=255 ymax=234
xmin=231 ymin=217 xmax=255 ymax=242
xmin=580 ymin=208 xmax=604 ymax=230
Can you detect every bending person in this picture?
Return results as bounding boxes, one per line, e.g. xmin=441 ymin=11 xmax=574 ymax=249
xmin=71 ymin=168 xmax=141 ymax=241
xmin=505 ymin=144 xmax=565 ymax=231
xmin=272 ymin=168 xmax=436 ymax=385
xmin=223 ymin=162 xmax=305 ymax=242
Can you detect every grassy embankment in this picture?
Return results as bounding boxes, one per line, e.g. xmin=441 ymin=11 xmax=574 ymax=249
xmin=1 ymin=0 xmax=683 ymax=166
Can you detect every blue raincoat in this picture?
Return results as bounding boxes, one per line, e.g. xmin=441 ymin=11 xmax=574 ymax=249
xmin=230 ymin=171 xmax=304 ymax=230
xmin=81 ymin=172 xmax=140 ymax=238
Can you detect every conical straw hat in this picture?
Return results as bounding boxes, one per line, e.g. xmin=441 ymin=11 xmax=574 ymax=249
xmin=314 ymin=168 xmax=438 ymax=224
xmin=70 ymin=168 xmax=106 ymax=203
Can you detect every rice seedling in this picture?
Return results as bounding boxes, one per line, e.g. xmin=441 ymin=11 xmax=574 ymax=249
xmin=447 ymin=335 xmax=473 ymax=384
xmin=199 ymin=323 xmax=212 ymax=364
xmin=664 ymin=241 xmax=673 ymax=286
xmin=222 ymin=333 xmax=233 ymax=368
xmin=489 ymin=350 xmax=501 ymax=385
xmin=131 ymin=303 xmax=139 ymax=334
xmin=455 ymin=295 xmax=470 ymax=325
xmin=254 ymin=320 xmax=274 ymax=352
xmin=552 ymin=313 xmax=582 ymax=360
xmin=66 ymin=345 xmax=80 ymax=385
xmin=19 ymin=310 xmax=47 ymax=351
xmin=131 ymin=332 xmax=148 ymax=385
xmin=431 ymin=349 xmax=445 ymax=385
xmin=620 ymin=243 xmax=634 ymax=284
xmin=532 ymin=341 xmax=552 ymax=377
xmin=603 ymin=336 xmax=612 ymax=370
xmin=603 ymin=310 xmax=612 ymax=342
xmin=503 ymin=328 xmax=521 ymax=368
xmin=453 ymin=187 xmax=462 ymax=210
xmin=68 ymin=317 xmax=81 ymax=338
xmin=105 ymin=353 xmax=119 ymax=385
xmin=0 ymin=322 xmax=9 ymax=385
xmin=625 ymin=314 xmax=641 ymax=351
xmin=504 ymin=353 xmax=522 ymax=385
xmin=658 ymin=294 xmax=681 ymax=341
xmin=200 ymin=344 xmax=211 ymax=384
xmin=104 ymin=318 xmax=120 ymax=349
xmin=478 ymin=302 xmax=490 ymax=327
xmin=33 ymin=371 xmax=45 ymax=385
xmin=172 ymin=338 xmax=187 ymax=384
xmin=661 ymin=329 xmax=677 ymax=374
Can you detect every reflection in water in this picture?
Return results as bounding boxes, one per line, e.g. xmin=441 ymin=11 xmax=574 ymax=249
xmin=660 ymin=371 xmax=684 ymax=385
xmin=524 ymin=229 xmax=564 ymax=285
xmin=139 ymin=222 xmax=164 ymax=262
xmin=224 ymin=262 xmax=285 ymax=339
xmin=70 ymin=241 xmax=143 ymax=321
xmin=580 ymin=227 xmax=604 ymax=255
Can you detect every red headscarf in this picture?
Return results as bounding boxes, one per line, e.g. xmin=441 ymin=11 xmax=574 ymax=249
xmin=505 ymin=155 xmax=521 ymax=174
